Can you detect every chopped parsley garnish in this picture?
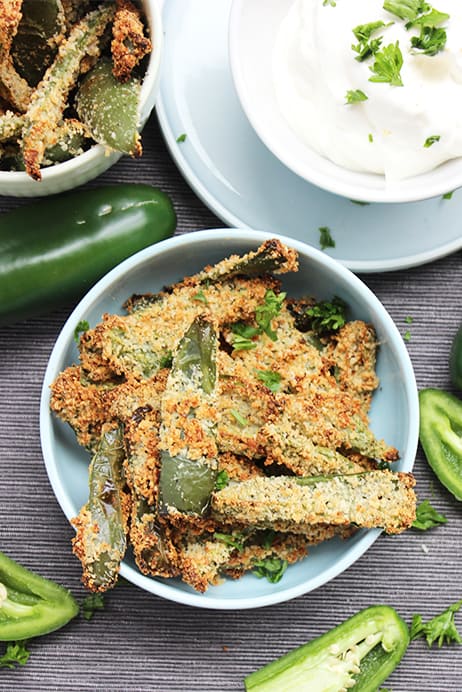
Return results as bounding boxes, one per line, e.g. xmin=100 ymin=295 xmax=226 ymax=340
xmin=319 ymin=226 xmax=335 ymax=250
xmin=304 ymin=297 xmax=347 ymax=333
xmin=404 ymin=330 xmax=412 ymax=341
xmin=352 ymin=21 xmax=387 ymax=62
xmin=159 ymin=351 xmax=173 ymax=368
xmin=412 ymin=499 xmax=447 ymax=530
xmin=230 ymin=408 xmax=248 ymax=427
xmin=383 ymin=0 xmax=429 ymax=21
xmin=411 ymin=24 xmax=447 ymax=55
xmin=256 ymin=369 xmax=282 ymax=393
xmin=409 ymin=7 xmax=449 ymax=28
xmin=404 ymin=315 xmax=414 ymax=324
xmin=81 ymin=593 xmax=105 ymax=620
xmin=0 ymin=641 xmax=30 ymax=669
xmin=350 ymin=199 xmax=370 ymax=205
xmin=255 ymin=290 xmax=286 ymax=341
xmin=443 ymin=190 xmax=454 ymax=200
xmin=214 ymin=532 xmax=245 ymax=552
xmin=231 ymin=322 xmax=260 ymax=351
xmin=345 ymin=89 xmax=368 ymax=104
xmin=74 ymin=319 xmax=89 ymax=343
xmin=192 ymin=289 xmax=209 ymax=304
xmin=176 ymin=133 xmax=187 ymax=142
xmin=323 ymin=0 xmax=336 ymax=6
xmin=424 ymin=135 xmax=440 ymax=148
xmin=410 ymin=600 xmax=462 ymax=647
xmin=368 ymin=132 xmax=374 ymax=142
xmin=215 ymin=469 xmax=229 ymax=491
xmin=253 ymin=557 xmax=288 ymax=584
xmin=369 ymin=41 xmax=403 ymax=86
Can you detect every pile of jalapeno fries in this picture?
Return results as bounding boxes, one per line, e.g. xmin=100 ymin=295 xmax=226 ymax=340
xmin=50 ymin=240 xmax=417 ymax=593
xmin=0 ymin=0 xmax=151 ymax=179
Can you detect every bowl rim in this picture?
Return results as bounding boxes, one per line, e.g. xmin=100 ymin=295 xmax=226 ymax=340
xmin=228 ymin=0 xmax=462 ymax=204
xmin=0 ymin=0 xmax=163 ymax=188
xmin=40 ymin=228 xmax=419 ymax=609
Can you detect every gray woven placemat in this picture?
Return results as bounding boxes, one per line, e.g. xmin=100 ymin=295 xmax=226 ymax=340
xmin=0 ymin=112 xmax=461 ymax=691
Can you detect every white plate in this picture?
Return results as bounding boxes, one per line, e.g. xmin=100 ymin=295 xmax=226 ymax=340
xmin=157 ymin=0 xmax=462 ymax=273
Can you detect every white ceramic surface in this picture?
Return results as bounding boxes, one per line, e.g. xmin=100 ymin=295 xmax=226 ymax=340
xmin=156 ymin=0 xmax=462 ymax=273
xmin=0 ymin=0 xmax=163 ymax=197
xmin=40 ymin=229 xmax=419 ymax=610
xmin=229 ymin=0 xmax=462 ymax=204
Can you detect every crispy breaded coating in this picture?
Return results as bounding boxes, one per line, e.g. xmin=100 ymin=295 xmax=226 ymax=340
xmin=50 ymin=365 xmax=118 ymax=449
xmin=212 ymin=471 xmax=417 ymax=535
xmin=111 ymin=0 xmax=151 ymax=83
xmin=216 ymin=451 xmax=265 ymax=482
xmin=21 ymin=4 xmax=114 ymax=179
xmin=0 ymin=0 xmax=33 ymax=112
xmin=80 ymin=276 xmax=281 ymax=381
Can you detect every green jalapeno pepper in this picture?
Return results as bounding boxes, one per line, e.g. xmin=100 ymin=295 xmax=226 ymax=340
xmin=0 ymin=183 xmax=176 ymax=325
xmin=244 ymin=605 xmax=409 ymax=692
xmin=0 ymin=551 xmax=78 ymax=641
xmin=419 ymin=388 xmax=462 ymax=501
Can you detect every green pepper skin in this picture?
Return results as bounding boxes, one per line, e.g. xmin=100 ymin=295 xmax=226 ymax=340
xmin=0 ymin=551 xmax=79 ymax=641
xmin=419 ymin=388 xmax=462 ymax=501
xmin=244 ymin=605 xmax=409 ymax=692
xmin=0 ymin=184 xmax=176 ymax=325
xmin=450 ymin=323 xmax=462 ymax=390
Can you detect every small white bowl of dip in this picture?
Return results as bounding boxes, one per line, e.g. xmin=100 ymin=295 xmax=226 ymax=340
xmin=229 ymin=0 xmax=462 ymax=203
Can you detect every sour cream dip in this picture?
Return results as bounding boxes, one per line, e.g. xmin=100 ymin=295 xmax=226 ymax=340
xmin=273 ymin=0 xmax=462 ymax=181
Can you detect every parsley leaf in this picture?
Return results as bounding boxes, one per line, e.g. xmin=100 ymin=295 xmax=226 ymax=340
xmin=74 ymin=319 xmax=89 ymax=343
xmin=304 ymin=297 xmax=347 ymax=334
xmin=215 ymin=469 xmax=229 ymax=490
xmin=255 ymin=290 xmax=286 ymax=341
xmin=231 ymin=322 xmax=260 ymax=351
xmin=352 ymin=21 xmax=387 ymax=62
xmin=443 ymin=191 xmax=454 ymax=200
xmin=0 ymin=641 xmax=30 ymax=669
xmin=383 ymin=0 xmax=430 ymax=22
xmin=192 ymin=289 xmax=209 ymax=304
xmin=253 ymin=558 xmax=288 ymax=583
xmin=323 ymin=0 xmax=336 ymax=6
xmin=230 ymin=409 xmax=248 ymax=427
xmin=404 ymin=315 xmax=414 ymax=324
xmin=345 ymin=89 xmax=368 ymax=104
xmin=214 ymin=532 xmax=245 ymax=552
xmin=176 ymin=133 xmax=187 ymax=142
xmin=424 ymin=135 xmax=440 ymax=147
xmin=411 ymin=25 xmax=447 ymax=55
xmin=81 ymin=593 xmax=105 ymax=620
xmin=410 ymin=600 xmax=462 ymax=647
xmin=409 ymin=8 xmax=449 ymax=28
xmin=404 ymin=330 xmax=412 ymax=341
xmin=256 ymin=369 xmax=282 ymax=393
xmin=319 ymin=226 xmax=335 ymax=250
xmin=369 ymin=41 xmax=403 ymax=86
xmin=412 ymin=499 xmax=448 ymax=530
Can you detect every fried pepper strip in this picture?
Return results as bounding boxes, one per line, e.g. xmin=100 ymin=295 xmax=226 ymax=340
xmin=0 ymin=0 xmax=33 ymax=112
xmin=21 ymin=3 xmax=114 ymax=180
xmin=72 ymin=425 xmax=130 ymax=592
xmin=212 ymin=471 xmax=417 ymax=535
xmin=111 ymin=0 xmax=151 ymax=83
xmin=158 ymin=315 xmax=220 ymax=517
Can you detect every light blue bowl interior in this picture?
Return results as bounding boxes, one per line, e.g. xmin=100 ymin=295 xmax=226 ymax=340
xmin=40 ymin=229 xmax=419 ymax=609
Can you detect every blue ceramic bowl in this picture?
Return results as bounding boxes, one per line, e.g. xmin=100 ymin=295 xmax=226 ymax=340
xmin=40 ymin=229 xmax=419 ymax=609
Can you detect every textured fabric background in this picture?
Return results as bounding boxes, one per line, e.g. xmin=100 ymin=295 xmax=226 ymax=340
xmin=0 ymin=113 xmax=461 ymax=691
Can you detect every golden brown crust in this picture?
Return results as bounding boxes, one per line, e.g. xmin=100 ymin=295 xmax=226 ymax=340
xmin=111 ymin=0 xmax=151 ymax=83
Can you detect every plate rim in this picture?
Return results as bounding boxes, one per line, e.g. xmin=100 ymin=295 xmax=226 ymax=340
xmin=156 ymin=0 xmax=462 ymax=274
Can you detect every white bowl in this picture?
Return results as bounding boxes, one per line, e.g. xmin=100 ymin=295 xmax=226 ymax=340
xmin=229 ymin=0 xmax=462 ymax=204
xmin=40 ymin=229 xmax=419 ymax=609
xmin=0 ymin=0 xmax=162 ymax=197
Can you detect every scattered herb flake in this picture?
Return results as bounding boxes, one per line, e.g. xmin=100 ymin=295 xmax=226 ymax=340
xmin=230 ymin=408 xmax=248 ymax=427
xmin=253 ymin=558 xmax=288 ymax=584
xmin=410 ymin=600 xmax=462 ymax=647
xmin=323 ymin=0 xmax=336 ymax=6
xmin=176 ymin=133 xmax=187 ymax=142
xmin=369 ymin=42 xmax=403 ymax=86
xmin=352 ymin=21 xmax=387 ymax=62
xmin=345 ymin=89 xmax=368 ymax=104
xmin=0 ymin=641 xmax=30 ymax=669
xmin=81 ymin=593 xmax=105 ymax=620
xmin=213 ymin=532 xmax=245 ymax=552
xmin=215 ymin=469 xmax=229 ymax=491
xmin=305 ymin=297 xmax=347 ymax=333
xmin=255 ymin=290 xmax=286 ymax=341
xmin=424 ymin=135 xmax=440 ymax=148
xmin=319 ymin=226 xmax=335 ymax=250
xmin=192 ymin=289 xmax=208 ymax=304
xmin=368 ymin=132 xmax=374 ymax=142
xmin=411 ymin=25 xmax=447 ymax=55
xmin=383 ymin=0 xmax=424 ymax=21
xmin=405 ymin=315 xmax=414 ymax=324
xmin=443 ymin=191 xmax=454 ymax=200
xmin=412 ymin=499 xmax=448 ymax=530
xmin=74 ymin=319 xmax=89 ymax=343
xmin=256 ymin=369 xmax=282 ymax=393
xmin=350 ymin=199 xmax=370 ymax=205
xmin=404 ymin=330 xmax=412 ymax=341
